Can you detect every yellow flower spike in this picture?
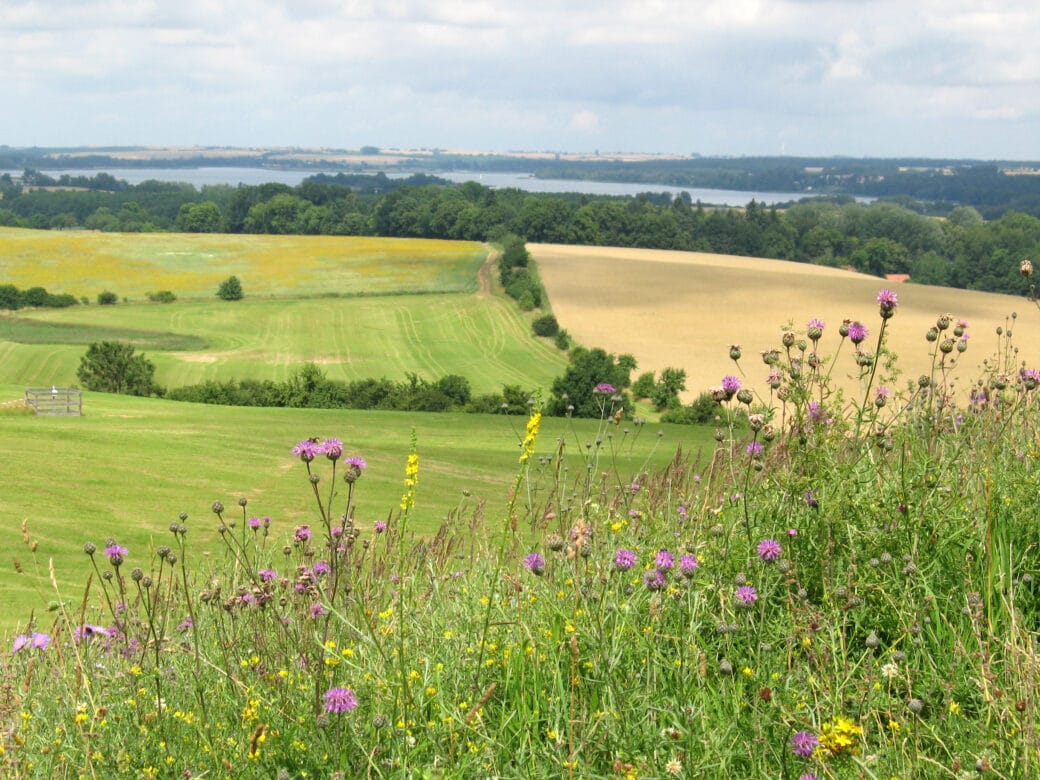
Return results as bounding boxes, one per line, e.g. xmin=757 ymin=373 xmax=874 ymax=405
xmin=519 ymin=408 xmax=541 ymax=463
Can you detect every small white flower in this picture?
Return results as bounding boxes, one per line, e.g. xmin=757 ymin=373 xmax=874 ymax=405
xmin=881 ymin=662 xmax=899 ymax=679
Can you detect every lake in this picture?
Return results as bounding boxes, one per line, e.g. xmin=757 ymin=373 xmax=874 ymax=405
xmin=2 ymin=166 xmax=835 ymax=206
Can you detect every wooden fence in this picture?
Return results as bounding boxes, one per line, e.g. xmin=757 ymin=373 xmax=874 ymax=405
xmin=25 ymin=387 xmax=83 ymax=416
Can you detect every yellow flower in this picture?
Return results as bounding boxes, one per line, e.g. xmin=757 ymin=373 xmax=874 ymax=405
xmin=519 ymin=409 xmax=541 ymax=463
xmin=400 ymin=433 xmax=420 ymax=510
xmin=949 ymin=700 xmax=961 ymax=715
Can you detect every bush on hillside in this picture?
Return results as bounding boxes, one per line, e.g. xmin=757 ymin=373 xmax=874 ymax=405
xmin=217 ymin=275 xmax=244 ymax=301
xmin=531 ymin=314 xmax=559 ymax=337
xmin=76 ymin=341 xmax=161 ymax=396
xmin=97 ymin=290 xmax=118 ymax=305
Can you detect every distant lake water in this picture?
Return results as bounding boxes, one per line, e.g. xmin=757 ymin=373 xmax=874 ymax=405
xmin=3 ymin=166 xmax=841 ymax=206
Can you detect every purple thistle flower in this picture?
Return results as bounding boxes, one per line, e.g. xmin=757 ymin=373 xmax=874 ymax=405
xmin=248 ymin=516 xmax=262 ymax=530
xmin=291 ymin=439 xmax=322 ymax=463
xmin=613 ymin=549 xmax=637 ymax=571
xmin=11 ymin=635 xmax=30 ymax=653
xmin=322 ymin=437 xmax=343 ymax=461
xmin=323 ymin=686 xmax=359 ymax=714
xmin=799 ymin=774 xmax=819 ymax=780
xmin=746 ymin=441 xmax=764 ymax=457
xmin=345 ymin=455 xmax=367 ymax=470
xmin=523 ymin=552 xmax=546 ymax=575
xmin=258 ymin=568 xmax=277 ymax=583
xmin=73 ymin=624 xmax=110 ymax=642
xmin=679 ymin=554 xmax=699 ymax=578
xmin=313 ymin=560 xmax=331 ymax=577
xmin=847 ymin=321 xmax=869 ymax=344
xmin=1021 ymin=368 xmax=1040 ymax=390
xmin=31 ymin=632 xmax=51 ymax=650
xmin=734 ymin=585 xmax=758 ymax=606
xmin=655 ymin=549 xmax=674 ymax=572
xmin=310 ymin=602 xmax=328 ymax=618
xmin=643 ymin=569 xmax=667 ymax=591
xmin=594 ymin=382 xmax=617 ymax=394
xmin=293 ymin=525 xmax=312 ymax=543
xmin=104 ymin=543 xmax=128 ymax=566
xmin=721 ymin=375 xmax=741 ymax=395
xmin=791 ymin=730 xmax=820 ymax=757
xmin=877 ymin=289 xmax=899 ymax=318
xmin=806 ymin=319 xmax=825 ymax=340
xmin=756 ymin=539 xmax=782 ymax=562
xmin=374 ymin=521 xmax=387 ymax=534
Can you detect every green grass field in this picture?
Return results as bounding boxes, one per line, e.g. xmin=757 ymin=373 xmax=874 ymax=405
xmin=0 ymin=385 xmax=713 ymax=634
xmin=0 ymin=294 xmax=567 ymax=393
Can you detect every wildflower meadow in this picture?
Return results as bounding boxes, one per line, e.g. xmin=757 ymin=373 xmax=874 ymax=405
xmin=3 ymin=271 xmax=1040 ymax=778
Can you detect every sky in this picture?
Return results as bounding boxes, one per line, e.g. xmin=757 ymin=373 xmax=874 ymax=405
xmin=4 ymin=0 xmax=1039 ymax=160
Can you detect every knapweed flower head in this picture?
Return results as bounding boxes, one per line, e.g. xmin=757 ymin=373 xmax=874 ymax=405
xmin=721 ymin=375 xmax=741 ymax=397
xmin=258 ymin=568 xmax=278 ymax=583
xmin=73 ymin=624 xmax=110 ymax=643
xmin=643 ymin=569 xmax=667 ymax=591
xmin=877 ymin=289 xmax=899 ymax=318
xmin=791 ymin=730 xmax=821 ymax=758
xmin=374 ymin=520 xmax=387 ymax=534
xmin=746 ymin=441 xmax=764 ymax=457
xmin=756 ymin=539 xmax=782 ymax=562
xmin=105 ymin=543 xmax=128 ymax=566
xmin=248 ymin=516 xmax=262 ymax=530
xmin=806 ymin=319 xmax=825 ymax=341
xmin=12 ymin=632 xmax=51 ymax=653
xmin=323 ymin=686 xmax=359 ymax=714
xmin=679 ymin=554 xmax=699 ymax=577
xmin=293 ymin=525 xmax=312 ymax=543
xmin=322 ymin=437 xmax=343 ymax=461
xmin=655 ymin=549 xmax=674 ymax=572
xmin=846 ymin=321 xmax=869 ymax=345
xmin=734 ymin=585 xmax=758 ymax=607
xmin=594 ymin=382 xmax=617 ymax=394
xmin=291 ymin=438 xmax=322 ymax=462
xmin=345 ymin=455 xmax=367 ymax=470
xmin=613 ymin=548 xmax=637 ymax=571
xmin=523 ymin=552 xmax=546 ymax=575
xmin=1020 ymin=367 xmax=1040 ymax=390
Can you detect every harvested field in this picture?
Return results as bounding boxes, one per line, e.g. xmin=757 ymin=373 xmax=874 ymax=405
xmin=533 ymin=244 xmax=1040 ymax=402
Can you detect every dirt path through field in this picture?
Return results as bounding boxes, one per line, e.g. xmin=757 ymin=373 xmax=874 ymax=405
xmin=477 ymin=246 xmax=497 ymax=297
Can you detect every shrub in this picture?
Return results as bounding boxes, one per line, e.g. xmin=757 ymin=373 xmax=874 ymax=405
xmin=216 ymin=275 xmax=244 ymax=301
xmin=147 ymin=290 xmax=177 ymax=303
xmin=660 ymin=391 xmax=720 ymax=424
xmin=553 ymin=328 xmax=571 ymax=351
xmin=97 ymin=290 xmax=118 ymax=305
xmin=546 ymin=346 xmax=634 ymax=417
xmin=76 ymin=341 xmax=160 ymax=396
xmin=531 ymin=314 xmax=559 ymax=337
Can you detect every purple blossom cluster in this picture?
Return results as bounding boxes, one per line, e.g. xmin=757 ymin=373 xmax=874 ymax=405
xmin=11 ymin=632 xmax=51 ymax=653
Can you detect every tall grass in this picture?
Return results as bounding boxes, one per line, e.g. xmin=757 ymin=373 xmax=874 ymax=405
xmin=3 ymin=287 xmax=1039 ymax=778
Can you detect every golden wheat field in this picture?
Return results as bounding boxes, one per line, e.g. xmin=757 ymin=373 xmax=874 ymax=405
xmin=533 ymin=244 xmax=1040 ymax=403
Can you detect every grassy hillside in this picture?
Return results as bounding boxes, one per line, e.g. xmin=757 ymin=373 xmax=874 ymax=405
xmin=534 ymin=243 xmax=1040 ymax=401
xmin=0 ymin=229 xmax=570 ymax=392
xmin=0 ymin=294 xmax=566 ymax=393
xmin=0 ymin=386 xmax=713 ymax=634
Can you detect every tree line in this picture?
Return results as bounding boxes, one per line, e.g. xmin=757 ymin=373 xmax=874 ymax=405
xmin=1 ymin=171 xmax=1037 ymax=295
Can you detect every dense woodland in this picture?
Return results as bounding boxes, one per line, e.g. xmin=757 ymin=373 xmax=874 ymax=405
xmin=1 ymin=168 xmax=1038 ymax=296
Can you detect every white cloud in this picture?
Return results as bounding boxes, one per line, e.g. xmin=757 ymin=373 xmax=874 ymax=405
xmin=1 ymin=0 xmax=1038 ymax=158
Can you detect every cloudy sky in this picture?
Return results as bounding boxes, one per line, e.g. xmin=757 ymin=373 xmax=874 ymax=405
xmin=4 ymin=0 xmax=1039 ymax=160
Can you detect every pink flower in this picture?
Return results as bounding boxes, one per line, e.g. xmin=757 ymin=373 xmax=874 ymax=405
xmin=323 ymin=686 xmax=359 ymax=713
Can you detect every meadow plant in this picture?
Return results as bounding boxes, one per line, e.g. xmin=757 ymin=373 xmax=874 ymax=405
xmin=3 ymin=288 xmax=1040 ymax=777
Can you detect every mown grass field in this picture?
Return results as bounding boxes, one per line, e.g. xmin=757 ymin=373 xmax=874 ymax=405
xmin=0 ymin=228 xmax=485 ymax=299
xmin=0 ymin=386 xmax=712 ymax=635
xmin=0 ymin=294 xmax=566 ymax=393
xmin=534 ymin=243 xmax=1040 ymax=401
